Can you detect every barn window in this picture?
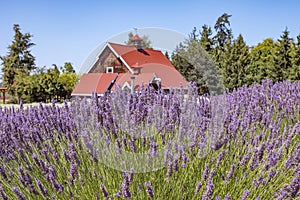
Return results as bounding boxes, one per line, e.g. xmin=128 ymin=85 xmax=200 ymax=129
xmin=106 ymin=67 xmax=114 ymax=73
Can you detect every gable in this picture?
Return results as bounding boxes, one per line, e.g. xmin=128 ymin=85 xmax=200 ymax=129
xmin=108 ymin=42 xmax=175 ymax=70
xmin=88 ymin=46 xmax=129 ymax=73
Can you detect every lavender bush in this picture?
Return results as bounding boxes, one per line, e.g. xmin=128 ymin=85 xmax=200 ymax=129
xmin=0 ymin=79 xmax=299 ymax=199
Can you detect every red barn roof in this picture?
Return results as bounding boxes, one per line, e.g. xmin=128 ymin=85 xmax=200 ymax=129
xmin=139 ymin=63 xmax=187 ymax=88
xmin=114 ymin=73 xmax=157 ymax=90
xmin=72 ymin=41 xmax=187 ymax=96
xmin=108 ymin=43 xmax=174 ymax=69
xmin=72 ymin=73 xmax=118 ymax=96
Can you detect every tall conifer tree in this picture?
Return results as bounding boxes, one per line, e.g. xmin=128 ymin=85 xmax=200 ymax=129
xmin=0 ymin=24 xmax=35 ymax=95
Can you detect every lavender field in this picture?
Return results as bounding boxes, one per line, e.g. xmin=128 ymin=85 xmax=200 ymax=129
xmin=0 ymin=79 xmax=299 ymax=199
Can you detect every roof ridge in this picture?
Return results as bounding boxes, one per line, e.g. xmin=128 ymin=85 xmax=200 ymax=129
xmin=108 ymin=42 xmax=158 ymax=52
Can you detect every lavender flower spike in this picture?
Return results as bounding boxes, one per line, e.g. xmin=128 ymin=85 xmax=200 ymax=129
xmin=12 ymin=187 xmax=27 ymax=200
xmin=241 ymin=190 xmax=250 ymax=200
xmin=144 ymin=182 xmax=154 ymax=198
xmin=100 ymin=183 xmax=109 ymax=198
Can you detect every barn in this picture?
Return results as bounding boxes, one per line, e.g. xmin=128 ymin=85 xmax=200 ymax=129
xmin=71 ymin=35 xmax=187 ymax=96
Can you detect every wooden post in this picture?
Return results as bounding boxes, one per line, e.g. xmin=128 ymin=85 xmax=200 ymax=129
xmin=0 ymin=88 xmax=6 ymax=104
xmin=2 ymin=90 xmax=5 ymax=104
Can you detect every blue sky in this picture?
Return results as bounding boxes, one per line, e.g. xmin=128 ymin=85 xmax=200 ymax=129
xmin=1 ymin=0 xmax=300 ymax=73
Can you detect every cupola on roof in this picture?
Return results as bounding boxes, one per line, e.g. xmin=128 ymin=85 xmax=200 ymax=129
xmin=130 ymin=34 xmax=143 ymax=49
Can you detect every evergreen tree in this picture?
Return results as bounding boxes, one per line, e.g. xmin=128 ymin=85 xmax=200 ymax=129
xmin=213 ymin=13 xmax=232 ymax=51
xmin=172 ymin=33 xmax=223 ymax=95
xmin=189 ymin=27 xmax=199 ymax=41
xmin=171 ymin=44 xmax=194 ymax=84
xmin=199 ymin=24 xmax=214 ymax=53
xmin=0 ymin=24 xmax=35 ymax=95
xmin=289 ymin=34 xmax=300 ymax=81
xmin=274 ymin=28 xmax=293 ymax=82
xmin=222 ymin=34 xmax=250 ymax=90
xmin=164 ymin=51 xmax=170 ymax=61
xmin=212 ymin=13 xmax=233 ymax=78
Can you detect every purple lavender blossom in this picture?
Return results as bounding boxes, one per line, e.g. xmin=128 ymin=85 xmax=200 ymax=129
xmin=121 ymin=171 xmax=131 ymax=199
xmin=36 ymin=179 xmax=48 ymax=197
xmin=216 ymin=150 xmax=225 ymax=167
xmin=62 ymin=149 xmax=70 ymax=162
xmin=114 ymin=190 xmax=122 ymax=198
xmin=202 ymin=179 xmax=214 ymax=200
xmin=166 ymin=163 xmax=173 ymax=178
xmin=241 ymin=190 xmax=250 ymax=200
xmin=0 ymin=166 xmax=8 ymax=181
xmin=70 ymin=163 xmax=78 ymax=179
xmin=138 ymin=184 xmax=143 ymax=192
xmin=12 ymin=187 xmax=27 ymax=200
xmin=32 ymin=153 xmax=40 ymax=166
xmin=209 ymin=169 xmax=216 ymax=179
xmin=68 ymin=143 xmax=80 ymax=164
xmin=202 ymin=164 xmax=209 ymax=182
xmin=100 ymin=183 xmax=109 ymax=198
xmin=268 ymin=169 xmax=277 ymax=182
xmin=182 ymin=154 xmax=189 ymax=168
xmin=227 ymin=164 xmax=235 ymax=179
xmin=144 ymin=182 xmax=154 ymax=198
xmin=0 ymin=184 xmax=8 ymax=200
xmin=224 ymin=193 xmax=230 ymax=200
xmin=172 ymin=159 xmax=179 ymax=171
xmin=129 ymin=168 xmax=134 ymax=182
xmin=52 ymin=180 xmax=64 ymax=193
xmin=0 ymin=79 xmax=299 ymax=200
xmin=195 ymin=182 xmax=202 ymax=194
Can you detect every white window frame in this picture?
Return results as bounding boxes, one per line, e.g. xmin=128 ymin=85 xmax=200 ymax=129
xmin=106 ymin=67 xmax=114 ymax=73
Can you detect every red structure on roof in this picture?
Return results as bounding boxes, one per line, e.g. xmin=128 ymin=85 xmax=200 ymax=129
xmin=129 ymin=34 xmax=143 ymax=41
xmin=72 ymin=35 xmax=187 ymax=96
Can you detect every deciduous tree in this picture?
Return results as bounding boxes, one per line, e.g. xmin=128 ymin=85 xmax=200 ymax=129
xmin=246 ymin=38 xmax=276 ymax=84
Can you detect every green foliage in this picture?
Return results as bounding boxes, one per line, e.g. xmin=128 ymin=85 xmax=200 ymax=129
xmin=61 ymin=62 xmax=76 ymax=73
xmin=289 ymin=34 xmax=300 ymax=81
xmin=273 ymin=28 xmax=293 ymax=82
xmin=164 ymin=51 xmax=170 ymax=61
xmin=13 ymin=64 xmax=78 ymax=103
xmin=172 ymin=36 xmax=223 ymax=95
xmin=246 ymin=38 xmax=276 ymax=84
xmin=0 ymin=24 xmax=35 ymax=96
xmin=173 ymin=13 xmax=300 ymax=93
xmin=57 ymin=72 xmax=79 ymax=99
xmin=213 ymin=13 xmax=232 ymax=51
xmin=222 ymin=34 xmax=250 ymax=90
xmin=199 ymin=25 xmax=214 ymax=53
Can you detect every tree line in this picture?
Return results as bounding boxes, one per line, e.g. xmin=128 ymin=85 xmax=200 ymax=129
xmin=0 ymin=24 xmax=78 ymax=103
xmin=172 ymin=13 xmax=300 ymax=93
xmin=2 ymin=17 xmax=300 ymax=102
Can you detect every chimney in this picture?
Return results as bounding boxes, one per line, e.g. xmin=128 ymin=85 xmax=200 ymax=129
xmin=130 ymin=34 xmax=143 ymax=50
